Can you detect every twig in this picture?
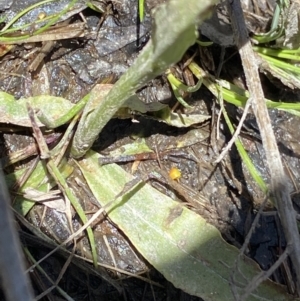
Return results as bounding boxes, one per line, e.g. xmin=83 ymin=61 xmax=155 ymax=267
xmin=24 ymin=176 xmax=145 ymax=273
xmin=241 ymin=245 xmax=291 ymax=301
xmin=227 ymin=0 xmax=300 ymax=294
xmin=231 ymin=195 xmax=268 ymax=300
xmin=26 ymin=103 xmax=99 ymax=268
xmin=214 ymin=96 xmax=252 ymax=163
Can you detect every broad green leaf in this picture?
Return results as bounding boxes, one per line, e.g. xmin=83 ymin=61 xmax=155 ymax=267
xmin=0 ymin=92 xmax=74 ymax=127
xmin=78 ymin=150 xmax=295 ymax=301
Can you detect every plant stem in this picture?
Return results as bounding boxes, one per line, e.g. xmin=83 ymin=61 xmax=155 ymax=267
xmin=71 ymin=0 xmax=218 ymax=158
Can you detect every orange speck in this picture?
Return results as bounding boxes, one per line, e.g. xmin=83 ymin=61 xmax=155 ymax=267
xmin=169 ymin=167 xmax=181 ymax=181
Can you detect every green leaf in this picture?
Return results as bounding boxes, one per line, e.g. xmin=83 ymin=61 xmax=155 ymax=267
xmin=104 ymin=138 xmax=153 ymax=158
xmin=151 ymin=107 xmax=210 ymax=127
xmin=0 ymin=92 xmax=74 ymax=127
xmin=78 ymin=150 xmax=295 ymax=301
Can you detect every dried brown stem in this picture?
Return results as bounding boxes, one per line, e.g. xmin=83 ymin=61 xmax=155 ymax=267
xmin=226 ymin=0 xmax=300 ymax=295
